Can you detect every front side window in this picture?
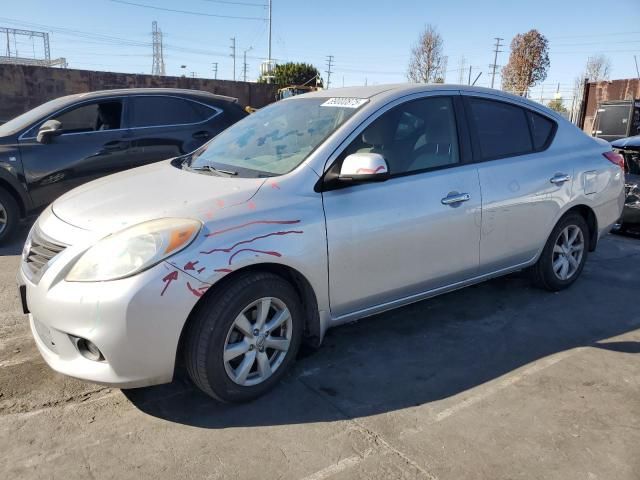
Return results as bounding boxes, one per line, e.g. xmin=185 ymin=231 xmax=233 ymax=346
xmin=340 ymin=96 xmax=460 ymax=175
xmin=468 ymin=98 xmax=533 ymax=159
xmin=53 ymin=100 xmax=123 ymax=134
xmin=130 ymin=96 xmax=216 ymax=128
xmin=188 ymin=98 xmax=363 ymax=176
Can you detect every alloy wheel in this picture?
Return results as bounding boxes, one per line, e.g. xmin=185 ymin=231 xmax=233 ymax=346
xmin=223 ymin=297 xmax=293 ymax=387
xmin=551 ymin=225 xmax=584 ymax=281
xmin=0 ymin=202 xmax=6 ymax=235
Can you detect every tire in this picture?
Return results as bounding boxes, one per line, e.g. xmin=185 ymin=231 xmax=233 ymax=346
xmin=531 ymin=213 xmax=589 ymax=291
xmin=185 ymin=271 xmax=303 ymax=403
xmin=0 ymin=189 xmax=19 ymax=244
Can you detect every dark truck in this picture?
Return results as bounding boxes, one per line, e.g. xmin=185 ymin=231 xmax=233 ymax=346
xmin=0 ymin=88 xmax=247 ymax=242
xmin=612 ymin=134 xmax=640 ymax=230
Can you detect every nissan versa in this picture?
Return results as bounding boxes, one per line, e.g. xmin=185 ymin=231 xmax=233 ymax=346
xmin=18 ymin=85 xmax=624 ymax=403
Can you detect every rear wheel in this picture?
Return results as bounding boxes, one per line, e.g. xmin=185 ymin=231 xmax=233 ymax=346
xmin=531 ymin=213 xmax=589 ymax=291
xmin=185 ymin=271 xmax=303 ymax=403
xmin=0 ymin=189 xmax=19 ymax=243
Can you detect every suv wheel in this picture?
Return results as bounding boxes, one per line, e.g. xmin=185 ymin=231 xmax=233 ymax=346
xmin=0 ymin=189 xmax=19 ymax=243
xmin=531 ymin=213 xmax=589 ymax=291
xmin=185 ymin=271 xmax=303 ymax=403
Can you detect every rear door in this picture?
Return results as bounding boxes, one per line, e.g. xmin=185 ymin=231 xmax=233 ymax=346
xmin=323 ymin=94 xmax=482 ymax=318
xmin=18 ymin=97 xmax=129 ymax=208
xmin=462 ymin=94 xmax=569 ymax=274
xmin=127 ymin=95 xmax=222 ymax=164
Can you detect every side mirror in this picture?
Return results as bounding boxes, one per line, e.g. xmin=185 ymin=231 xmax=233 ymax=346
xmin=339 ymin=152 xmax=390 ymax=183
xmin=37 ymin=120 xmax=63 ymax=144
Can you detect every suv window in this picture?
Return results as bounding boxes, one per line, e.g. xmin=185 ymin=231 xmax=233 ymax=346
xmin=130 ymin=96 xmax=215 ymax=128
xmin=528 ymin=111 xmax=554 ymax=150
xmin=342 ymin=96 xmax=460 ymax=175
xmin=468 ymin=98 xmax=533 ymax=159
xmin=53 ymin=100 xmax=123 ymax=134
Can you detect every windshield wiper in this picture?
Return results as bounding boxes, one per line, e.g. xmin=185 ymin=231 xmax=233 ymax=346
xmin=188 ymin=164 xmax=238 ymax=176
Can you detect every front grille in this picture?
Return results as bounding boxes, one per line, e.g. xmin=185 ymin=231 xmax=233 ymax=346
xmin=24 ymin=228 xmax=67 ymax=282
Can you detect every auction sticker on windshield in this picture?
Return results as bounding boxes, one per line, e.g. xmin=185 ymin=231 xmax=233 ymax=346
xmin=321 ymin=97 xmax=368 ymax=108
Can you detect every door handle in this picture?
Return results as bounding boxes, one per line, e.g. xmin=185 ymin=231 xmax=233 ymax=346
xmin=103 ymin=141 xmax=128 ymax=152
xmin=192 ymin=131 xmax=211 ymax=140
xmin=550 ymin=173 xmax=571 ymax=185
xmin=441 ymin=192 xmax=471 ymax=206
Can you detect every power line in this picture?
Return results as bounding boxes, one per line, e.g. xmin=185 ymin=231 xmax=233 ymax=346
xmin=489 ymin=37 xmax=503 ymax=89
xmin=109 ymin=0 xmax=266 ymax=21
xmin=198 ymin=0 xmax=267 ymax=6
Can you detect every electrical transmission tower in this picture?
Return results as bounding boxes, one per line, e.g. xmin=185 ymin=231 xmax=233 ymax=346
xmin=489 ymin=37 xmax=503 ymax=89
xmin=457 ymin=56 xmax=466 ymax=84
xmin=0 ymin=27 xmax=66 ymax=67
xmin=325 ymin=55 xmax=334 ymax=89
xmin=151 ymin=21 xmax=165 ymax=76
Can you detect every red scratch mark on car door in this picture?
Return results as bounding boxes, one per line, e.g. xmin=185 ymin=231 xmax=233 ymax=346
xmin=247 ymin=201 xmax=256 ymax=210
xmin=215 ymin=268 xmax=233 ymax=273
xmin=187 ymin=282 xmax=210 ymax=297
xmin=270 ymin=181 xmax=281 ymax=190
xmin=216 ymin=199 xmax=225 ymax=208
xmin=161 ymin=271 xmax=179 ymax=296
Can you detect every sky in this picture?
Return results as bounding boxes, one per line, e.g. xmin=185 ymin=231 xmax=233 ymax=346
xmin=1 ymin=0 xmax=639 ymax=105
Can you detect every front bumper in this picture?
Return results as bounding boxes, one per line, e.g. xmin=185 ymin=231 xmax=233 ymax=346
xmin=19 ymin=210 xmax=209 ymax=388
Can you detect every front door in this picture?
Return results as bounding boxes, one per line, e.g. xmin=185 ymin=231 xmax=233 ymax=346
xmin=322 ymin=95 xmax=482 ymax=318
xmin=18 ymin=98 xmax=130 ymax=208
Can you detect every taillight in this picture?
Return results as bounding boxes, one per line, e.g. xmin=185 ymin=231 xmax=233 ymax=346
xmin=603 ymin=151 xmax=625 ymax=169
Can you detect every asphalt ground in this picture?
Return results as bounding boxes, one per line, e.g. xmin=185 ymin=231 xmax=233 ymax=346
xmin=1 ymin=224 xmax=638 ymax=479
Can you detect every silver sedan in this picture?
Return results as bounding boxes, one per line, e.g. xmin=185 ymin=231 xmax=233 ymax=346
xmin=18 ymin=84 xmax=625 ymax=402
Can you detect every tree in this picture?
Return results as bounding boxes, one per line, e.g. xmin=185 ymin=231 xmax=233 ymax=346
xmin=547 ymin=97 xmax=568 ymax=114
xmin=583 ymin=54 xmax=612 ymax=82
xmin=501 ymin=30 xmax=550 ymax=96
xmin=407 ymin=25 xmax=444 ymax=84
xmin=258 ymin=62 xmax=322 ymax=87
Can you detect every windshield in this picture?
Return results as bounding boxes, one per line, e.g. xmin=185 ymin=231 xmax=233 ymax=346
xmin=0 ymin=95 xmax=77 ymax=137
xmin=188 ymin=97 xmax=365 ymax=176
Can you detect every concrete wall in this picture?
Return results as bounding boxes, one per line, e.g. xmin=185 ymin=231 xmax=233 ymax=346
xmin=0 ymin=64 xmax=278 ymax=123
xmin=580 ymin=78 xmax=640 ymax=134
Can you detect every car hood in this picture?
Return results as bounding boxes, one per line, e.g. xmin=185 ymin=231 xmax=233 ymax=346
xmin=52 ymin=160 xmax=266 ymax=234
xmin=612 ymin=135 xmax=640 ymax=150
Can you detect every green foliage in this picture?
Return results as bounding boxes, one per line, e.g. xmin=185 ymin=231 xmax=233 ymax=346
xmin=547 ymin=97 xmax=568 ymax=113
xmin=258 ymin=62 xmax=323 ymax=87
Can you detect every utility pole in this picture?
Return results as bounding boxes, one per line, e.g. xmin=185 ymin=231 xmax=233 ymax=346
xmin=230 ymin=37 xmax=236 ymax=81
xmin=489 ymin=37 xmax=503 ymax=89
xmin=468 ymin=65 xmax=472 ymax=85
xmin=635 ymin=55 xmax=640 ymax=80
xmin=243 ymin=46 xmax=253 ymax=82
xmin=267 ymin=0 xmax=272 ymax=64
xmin=212 ymin=62 xmax=218 ymax=80
xmin=325 ymin=55 xmax=334 ymax=89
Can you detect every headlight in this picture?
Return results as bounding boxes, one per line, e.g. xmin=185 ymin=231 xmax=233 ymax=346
xmin=66 ymin=218 xmax=201 ymax=282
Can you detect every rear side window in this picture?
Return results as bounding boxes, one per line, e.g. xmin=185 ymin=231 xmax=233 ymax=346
xmin=130 ymin=96 xmax=217 ymax=128
xmin=468 ymin=98 xmax=533 ymax=159
xmin=528 ymin=111 xmax=554 ymax=150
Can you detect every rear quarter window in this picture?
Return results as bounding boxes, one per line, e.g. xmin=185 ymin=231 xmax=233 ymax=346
xmin=528 ymin=111 xmax=555 ymax=150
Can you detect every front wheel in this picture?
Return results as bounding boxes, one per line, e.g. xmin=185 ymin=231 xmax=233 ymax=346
xmin=185 ymin=272 xmax=303 ymax=403
xmin=531 ymin=213 xmax=589 ymax=291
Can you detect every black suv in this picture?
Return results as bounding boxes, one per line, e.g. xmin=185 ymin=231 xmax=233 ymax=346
xmin=0 ymin=88 xmax=247 ymax=242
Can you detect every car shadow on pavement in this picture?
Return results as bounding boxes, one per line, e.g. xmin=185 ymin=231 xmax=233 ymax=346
xmin=0 ymin=222 xmax=32 ymax=257
xmin=124 ymin=242 xmax=640 ymax=428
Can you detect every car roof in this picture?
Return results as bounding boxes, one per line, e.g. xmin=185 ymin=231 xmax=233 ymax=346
xmin=297 ymin=83 xmax=561 ymax=119
xmin=56 ymin=88 xmax=239 ymax=105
